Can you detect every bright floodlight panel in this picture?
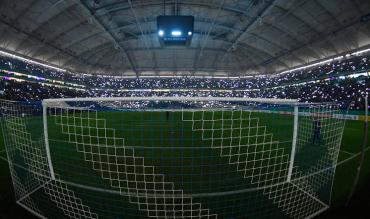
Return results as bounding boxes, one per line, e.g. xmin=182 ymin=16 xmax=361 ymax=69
xmin=157 ymin=15 xmax=194 ymax=46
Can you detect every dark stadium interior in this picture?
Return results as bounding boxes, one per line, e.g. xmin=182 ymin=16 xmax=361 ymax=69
xmin=0 ymin=0 xmax=369 ymax=218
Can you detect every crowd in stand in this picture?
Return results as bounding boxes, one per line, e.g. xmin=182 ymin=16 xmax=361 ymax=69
xmin=1 ymin=52 xmax=370 ymax=90
xmin=0 ymin=51 xmax=368 ymax=110
xmin=0 ymin=76 xmax=367 ymax=109
xmin=0 ymin=80 xmax=85 ymax=101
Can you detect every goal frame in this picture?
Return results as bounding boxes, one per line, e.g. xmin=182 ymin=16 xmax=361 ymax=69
xmin=0 ymin=96 xmax=346 ymax=218
xmin=42 ymin=97 xmax=299 ymax=181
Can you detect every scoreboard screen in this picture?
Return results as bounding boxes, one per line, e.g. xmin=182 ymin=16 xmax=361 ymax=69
xmin=157 ymin=16 xmax=194 ymax=46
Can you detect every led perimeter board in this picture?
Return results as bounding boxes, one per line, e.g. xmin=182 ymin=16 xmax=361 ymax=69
xmin=157 ymin=16 xmax=194 ymax=46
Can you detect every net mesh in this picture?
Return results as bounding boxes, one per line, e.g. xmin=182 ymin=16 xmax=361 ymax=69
xmin=0 ymin=98 xmax=346 ymax=219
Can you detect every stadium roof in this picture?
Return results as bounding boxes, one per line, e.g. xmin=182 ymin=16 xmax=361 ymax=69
xmin=0 ymin=0 xmax=370 ymax=77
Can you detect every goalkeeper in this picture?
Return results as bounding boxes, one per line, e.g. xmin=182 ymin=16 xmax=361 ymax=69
xmin=312 ymin=116 xmax=322 ymax=144
xmin=166 ymin=111 xmax=170 ymax=120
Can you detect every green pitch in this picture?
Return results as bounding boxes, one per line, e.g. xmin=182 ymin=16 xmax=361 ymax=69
xmin=0 ymin=110 xmax=369 ymax=218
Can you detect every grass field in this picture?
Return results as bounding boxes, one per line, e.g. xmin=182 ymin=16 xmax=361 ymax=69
xmin=0 ymin=109 xmax=369 ymax=218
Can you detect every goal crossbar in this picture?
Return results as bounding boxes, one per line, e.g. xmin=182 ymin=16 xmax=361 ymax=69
xmin=42 ymin=97 xmax=298 ymax=105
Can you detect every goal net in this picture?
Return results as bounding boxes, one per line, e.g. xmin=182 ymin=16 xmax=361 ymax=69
xmin=0 ymin=97 xmax=346 ymax=219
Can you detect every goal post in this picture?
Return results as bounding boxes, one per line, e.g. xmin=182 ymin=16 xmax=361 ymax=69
xmin=287 ymin=105 xmax=299 ymax=182
xmin=42 ymin=102 xmax=55 ymax=181
xmin=1 ymin=97 xmax=346 ymax=219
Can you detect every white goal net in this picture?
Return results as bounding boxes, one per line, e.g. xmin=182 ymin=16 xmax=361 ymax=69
xmin=0 ymin=97 xmax=346 ymax=219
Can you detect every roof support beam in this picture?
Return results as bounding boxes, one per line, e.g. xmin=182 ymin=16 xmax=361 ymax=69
xmin=264 ymin=22 xmax=322 ymax=59
xmin=233 ymin=46 xmax=264 ymax=71
xmin=247 ymin=32 xmax=306 ymax=63
xmin=0 ymin=0 xmax=40 ymax=49
xmin=75 ymin=0 xmax=138 ymax=76
xmin=31 ymin=19 xmax=90 ymax=57
xmin=90 ymin=47 xmax=117 ymax=66
xmin=61 ymin=36 xmax=230 ymax=67
xmin=313 ymin=0 xmax=342 ymax=26
xmin=259 ymin=18 xmax=364 ymax=72
xmin=274 ymin=4 xmax=327 ymax=39
xmin=127 ymin=0 xmax=158 ymax=69
xmin=95 ymin=0 xmax=254 ymax=19
xmin=221 ymin=0 xmax=277 ymax=60
xmin=0 ymin=16 xmax=89 ymax=68
xmin=249 ymin=0 xmax=323 ymax=60
xmin=63 ymin=31 xmax=219 ymax=59
xmin=193 ymin=0 xmax=225 ymax=72
xmin=14 ymin=2 xmax=79 ymax=53
xmin=44 ymin=16 xmax=241 ymax=61
xmin=92 ymin=49 xmax=123 ymax=69
xmin=69 ymin=28 xmax=288 ymax=68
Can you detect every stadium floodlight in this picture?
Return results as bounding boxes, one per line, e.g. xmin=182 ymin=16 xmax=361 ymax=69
xmin=188 ymin=31 xmax=192 ymax=36
xmin=171 ymin=30 xmax=182 ymax=36
xmin=158 ymin=30 xmax=164 ymax=37
xmin=0 ymin=97 xmax=347 ymax=219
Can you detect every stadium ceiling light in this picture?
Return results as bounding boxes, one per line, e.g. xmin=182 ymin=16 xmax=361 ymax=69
xmin=276 ymin=46 xmax=370 ymax=77
xmin=277 ymin=55 xmax=344 ymax=75
xmin=351 ymin=48 xmax=370 ymax=55
xmin=188 ymin=31 xmax=192 ymax=36
xmin=171 ymin=30 xmax=182 ymax=36
xmin=158 ymin=30 xmax=164 ymax=37
xmin=0 ymin=50 xmax=66 ymax=72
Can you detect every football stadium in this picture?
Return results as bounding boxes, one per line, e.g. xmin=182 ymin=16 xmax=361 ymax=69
xmin=0 ymin=0 xmax=369 ymax=218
